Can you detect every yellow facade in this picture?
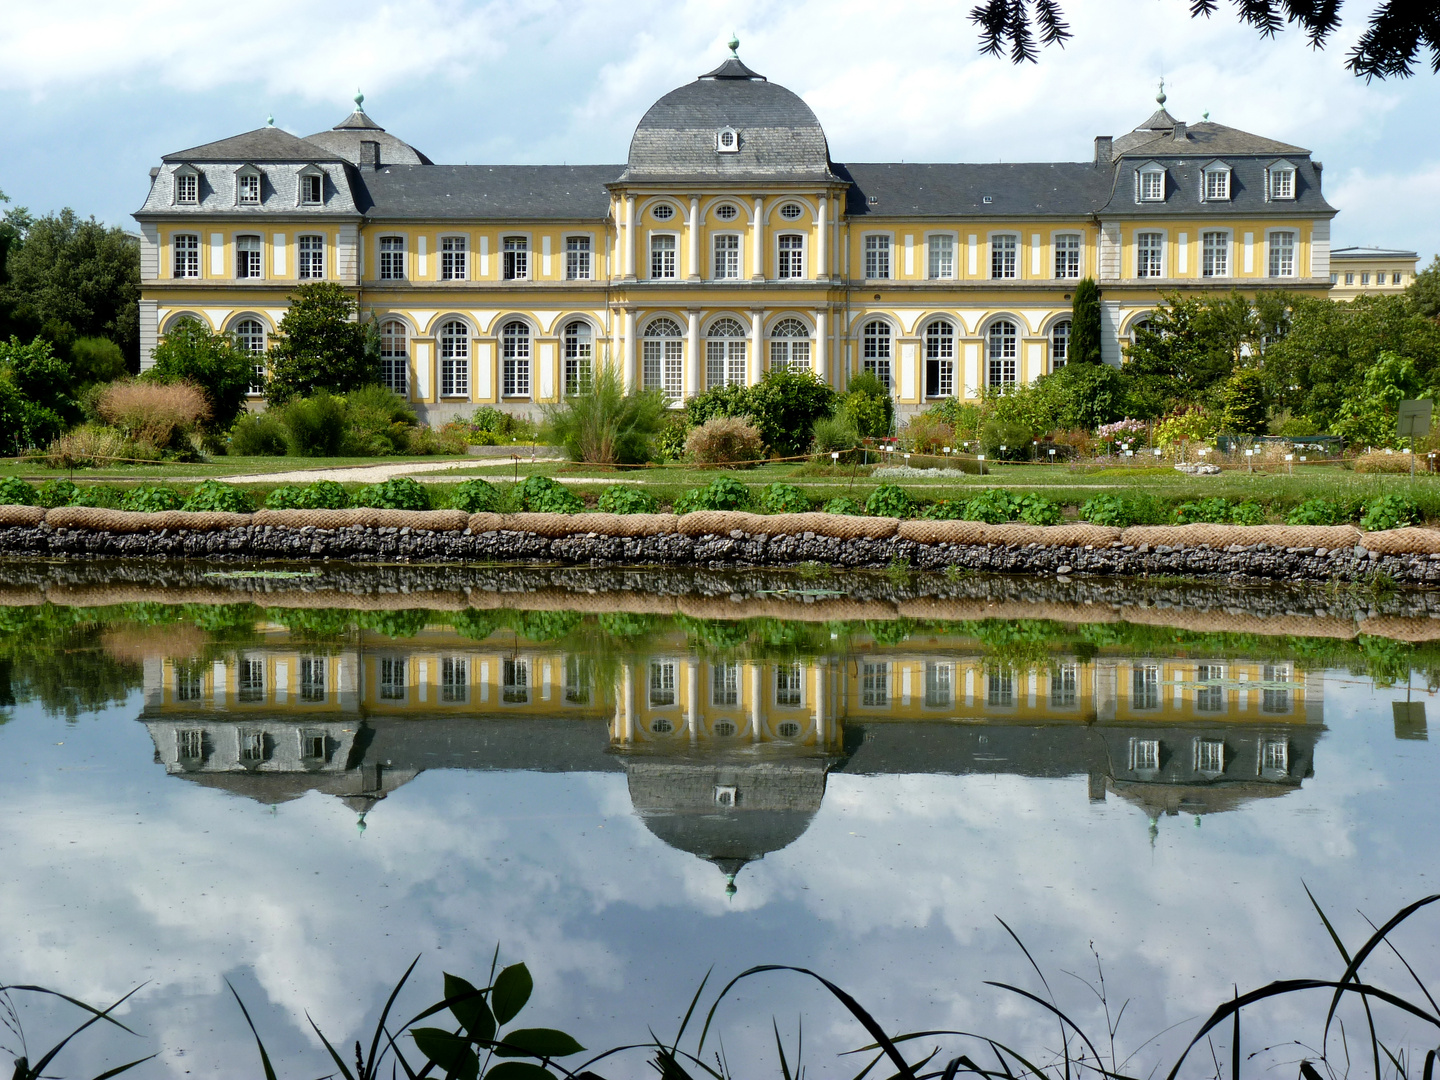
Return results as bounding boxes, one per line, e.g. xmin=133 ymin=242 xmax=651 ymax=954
xmin=1329 ymin=246 xmax=1419 ymax=301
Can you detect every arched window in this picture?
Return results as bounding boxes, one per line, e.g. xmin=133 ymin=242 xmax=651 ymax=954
xmin=768 ymin=318 xmax=810 ymax=374
xmin=1050 ymin=319 xmax=1071 ymax=372
xmin=440 ymin=320 xmax=470 ymax=398
xmin=1129 ymin=317 xmax=1154 ymax=348
xmin=706 ymin=317 xmax=747 ymax=389
xmin=234 ymin=318 xmax=267 ymax=395
xmin=924 ymin=320 xmax=955 ymax=398
xmin=380 ymin=320 xmax=408 ymax=395
xmin=501 ymin=321 xmax=531 ymax=397
xmin=987 ymin=319 xmax=1017 ymax=388
xmin=642 ymin=317 xmax=683 ymax=397
xmin=862 ymin=320 xmax=891 ymax=388
xmin=563 ymin=321 xmax=592 ymax=396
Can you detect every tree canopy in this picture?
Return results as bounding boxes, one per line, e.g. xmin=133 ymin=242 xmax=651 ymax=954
xmin=264 ymin=283 xmax=379 ymax=404
xmin=147 ymin=320 xmax=255 ymax=430
xmin=968 ymin=0 xmax=1440 ymax=80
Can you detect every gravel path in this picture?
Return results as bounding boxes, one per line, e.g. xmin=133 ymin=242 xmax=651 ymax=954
xmin=219 ymin=458 xmax=564 ymax=485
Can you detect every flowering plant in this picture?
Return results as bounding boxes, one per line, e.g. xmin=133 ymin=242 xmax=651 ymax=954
xmin=1096 ymin=418 xmax=1148 ymax=441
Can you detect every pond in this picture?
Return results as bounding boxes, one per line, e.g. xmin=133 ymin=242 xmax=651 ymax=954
xmin=1 ymin=565 xmax=1438 ymax=1080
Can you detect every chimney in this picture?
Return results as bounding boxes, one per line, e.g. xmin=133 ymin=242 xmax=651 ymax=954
xmin=360 ymin=141 xmax=380 ymax=168
xmin=1313 ymin=160 xmax=1323 ymax=188
xmin=1094 ymin=135 xmax=1113 ymax=164
xmin=1172 ymin=122 xmax=1187 ymax=142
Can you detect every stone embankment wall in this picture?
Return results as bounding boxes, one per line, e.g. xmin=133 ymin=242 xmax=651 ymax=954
xmin=6 ymin=505 xmax=1440 ymax=584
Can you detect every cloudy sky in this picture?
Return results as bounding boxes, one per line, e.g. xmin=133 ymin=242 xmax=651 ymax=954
xmin=2 ymin=0 xmax=1437 ymax=260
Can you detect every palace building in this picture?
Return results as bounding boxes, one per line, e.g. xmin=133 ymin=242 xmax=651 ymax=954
xmin=134 ymin=45 xmax=1337 ymax=421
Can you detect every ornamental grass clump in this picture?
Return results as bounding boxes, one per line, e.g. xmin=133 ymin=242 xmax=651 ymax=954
xmin=685 ymin=415 xmax=764 ymax=467
xmin=98 ymin=379 xmax=211 ymax=451
xmin=673 ymin=476 xmax=753 ymax=514
xmin=182 ymin=481 xmax=254 ymax=513
xmin=597 ymin=485 xmax=659 ymax=515
xmin=864 ymin=482 xmax=915 ymax=518
xmin=542 ymin=366 xmax=667 ymax=464
xmin=353 ymin=476 xmax=431 ymax=511
xmin=757 ymin=482 xmax=810 ymax=514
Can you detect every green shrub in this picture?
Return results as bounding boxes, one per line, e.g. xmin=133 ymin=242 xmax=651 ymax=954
xmin=597 ymin=485 xmax=659 ymax=515
xmin=654 ymin=414 xmax=689 ymax=462
xmin=844 ymin=371 xmax=895 ymax=439
xmin=810 ymin=408 xmax=861 ymax=459
xmin=227 ymin=411 xmax=289 ymax=456
xmin=1230 ymin=500 xmax=1266 ymax=526
xmin=1172 ymin=497 xmax=1232 ymax=525
xmin=0 ymin=477 xmax=37 ymax=505
xmin=1018 ymin=494 xmax=1063 ymax=526
xmin=757 ymin=483 xmax=810 ymax=514
xmin=518 ymin=474 xmax=583 ymax=514
xmin=1079 ymin=493 xmax=1133 ymax=527
xmin=279 ymin=391 xmax=349 ymax=457
xmin=1286 ymin=498 xmax=1343 ymax=526
xmin=341 ymin=384 xmax=419 ymax=456
xmin=1360 ymin=493 xmax=1420 ymax=532
xmin=865 ymin=482 xmax=915 ymax=518
xmin=684 ymin=369 xmax=838 ymax=456
xmin=265 ymin=480 xmax=349 ymax=510
xmin=541 ymin=366 xmax=667 ymax=464
xmin=821 ymin=496 xmax=865 ymax=516
xmin=264 ymin=485 xmax=305 ymax=509
xmin=962 ymin=488 xmax=1022 ymax=524
xmin=352 ymin=476 xmax=431 ymax=511
xmin=448 ymin=478 xmax=501 ymax=514
xmin=673 ymin=476 xmax=753 ymax=514
xmin=35 ymin=479 xmax=80 ymax=509
xmin=922 ymin=499 xmax=965 ymax=520
xmin=72 ymin=484 xmax=121 ymax=509
xmin=182 ymin=480 xmax=255 ymax=513
xmin=121 ymin=484 xmax=184 ymax=512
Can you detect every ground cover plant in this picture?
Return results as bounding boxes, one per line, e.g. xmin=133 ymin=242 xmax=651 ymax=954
xmin=597 ymin=485 xmax=659 ymax=515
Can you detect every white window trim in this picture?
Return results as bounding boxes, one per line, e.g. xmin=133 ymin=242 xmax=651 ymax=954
xmin=648 ymin=230 xmax=681 ymax=280
xmin=1200 ymin=162 xmax=1233 ymax=203
xmin=710 ymin=231 xmax=744 ymax=281
xmin=498 ymin=318 xmax=535 ymax=398
xmin=296 ymin=165 xmax=326 ymax=208
xmin=1135 ymin=163 xmax=1166 ymax=203
xmin=862 ymin=231 xmax=894 ymax=281
xmin=925 ymin=231 xmax=958 ymax=280
xmin=646 ymin=200 xmax=680 ymax=223
xmin=437 ymin=233 xmax=470 ymax=282
xmin=1134 ymin=227 xmax=1168 ymax=279
xmin=1051 ymin=230 xmax=1083 ymax=279
xmin=234 ymin=165 xmax=263 ymax=207
xmin=988 ymin=231 xmax=1020 ymax=280
xmin=563 ymin=233 xmax=595 ymax=281
xmin=172 ymin=166 xmax=201 ymax=206
xmin=1200 ymin=228 xmax=1233 ymax=278
xmin=171 ymin=232 xmax=201 ymax=279
xmin=716 ymin=126 xmax=739 ymax=153
xmin=774 ymin=231 xmax=807 ymax=280
xmin=377 ymin=233 xmax=409 ymax=282
xmin=1266 ymin=228 xmax=1298 ymax=279
xmin=437 ymin=317 xmax=475 ymax=398
xmin=1266 ymin=160 xmax=1297 ymax=201
xmin=234 ymin=233 xmax=265 ymax=281
xmin=501 ymin=232 xmax=533 ymax=282
xmin=296 ymin=233 xmax=327 ymax=280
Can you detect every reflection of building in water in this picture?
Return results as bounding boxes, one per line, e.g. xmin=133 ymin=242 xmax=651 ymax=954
xmin=142 ymin=627 xmax=1323 ymax=887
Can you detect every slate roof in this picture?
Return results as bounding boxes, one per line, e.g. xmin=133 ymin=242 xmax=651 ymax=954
xmin=837 ymin=161 xmax=1115 ymax=218
xmin=162 ymin=127 xmax=344 ymax=163
xmin=621 ymin=69 xmax=834 ymax=182
xmin=1116 ymin=120 xmax=1308 ymax=158
xmin=1097 ymin=155 xmax=1333 ymax=216
xmin=1331 ymin=245 xmax=1418 ymax=259
xmin=357 ymin=164 xmax=620 ymax=220
xmin=305 ymin=109 xmax=434 ymax=167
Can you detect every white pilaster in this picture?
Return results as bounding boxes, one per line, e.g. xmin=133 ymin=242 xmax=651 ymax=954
xmin=814 ymin=308 xmax=827 ymax=383
xmin=686 ymin=309 xmax=701 ymax=396
xmin=687 ymin=197 xmax=701 ymax=280
xmin=624 ymin=195 xmax=636 ymax=279
xmin=687 ymin=659 xmax=699 ymax=745
xmin=816 ymin=197 xmax=827 ymax=278
xmin=750 ymin=309 xmax=764 ymax=384
xmin=623 ymin=307 xmax=637 ymax=390
xmin=752 ymin=197 xmax=764 ymax=280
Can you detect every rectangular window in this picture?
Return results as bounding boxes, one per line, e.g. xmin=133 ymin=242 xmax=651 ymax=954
xmin=1194 ymin=738 xmax=1225 ymax=774
xmin=924 ymin=662 xmax=953 ymax=708
xmin=502 ymin=658 xmax=529 ymax=704
xmin=705 ymin=340 xmax=746 ymax=389
xmin=379 ymin=658 xmax=406 ymax=701
xmin=299 ymin=657 xmax=326 ymax=703
xmin=1394 ymin=272 xmax=1403 ymax=285
xmin=648 ymin=661 xmax=676 ymax=708
xmin=1053 ymin=233 xmax=1081 ymax=278
xmin=240 ymin=731 xmax=268 ymax=762
xmin=173 ymin=233 xmax=200 ymax=278
xmin=1268 ymin=231 xmax=1295 ymax=277
xmin=379 ymin=236 xmax=405 ymax=280
xmin=861 ymin=662 xmax=889 ymax=707
xmin=175 ymin=666 xmax=204 ymax=703
xmin=1050 ymin=664 xmax=1078 ymax=708
xmin=1195 ymin=664 xmax=1225 ymax=713
xmin=775 ymin=663 xmax=804 ymax=708
xmin=502 ymin=236 xmax=528 ymax=280
xmin=1262 ymin=664 xmax=1292 ymax=714
xmin=1269 ymin=168 xmax=1294 ymax=199
xmin=176 ymin=172 xmax=198 ymax=204
xmin=301 ymin=173 xmax=323 ymax=205
xmin=928 ymin=235 xmax=955 ymax=279
xmin=777 ymin=234 xmax=805 ymax=279
xmin=713 ymin=234 xmax=740 ymax=279
xmin=301 ymin=731 xmax=326 ymax=760
xmin=1204 ymin=169 xmax=1230 ymax=200
xmin=987 ymin=670 xmax=1015 ymax=708
xmin=1202 ymin=231 xmax=1228 ymax=277
xmin=237 ymin=659 xmax=265 ymax=703
xmin=1331 ymin=272 xmax=1339 ymax=284
xmin=564 ymin=328 xmax=592 ymax=396
xmin=1131 ymin=665 xmax=1160 ymax=710
xmin=1345 ymin=272 xmax=1354 ymax=285
xmin=502 ymin=334 xmax=529 ymax=397
xmin=650 ymin=234 xmax=677 ymax=278
xmin=563 ymin=656 xmax=592 ymax=705
xmin=711 ymin=663 xmax=739 ymax=706
xmin=441 ymin=236 xmax=468 ymax=280
xmin=643 ymin=339 xmax=684 ymax=397
xmin=1361 ymin=272 xmax=1370 ymax=285
xmin=1129 ymin=738 xmax=1160 ymax=771
xmin=297 ymin=234 xmax=325 ymax=279
xmin=440 ymin=657 xmax=469 ymax=703
xmin=1260 ymin=738 xmax=1289 ymax=775
xmin=1136 ymin=232 xmax=1164 ymax=277
xmin=380 ymin=323 xmax=408 ymax=396
xmin=1139 ymin=169 xmax=1164 ymax=201
xmin=990 ymin=234 xmax=1017 ymax=279
xmin=565 ymin=235 xmax=591 ymax=280
xmin=864 ymin=234 xmax=891 ymax=279
xmin=238 ymin=173 xmax=260 ymax=204
xmin=178 ymin=729 xmax=204 ymax=758
xmin=235 ymin=234 xmax=262 ymax=279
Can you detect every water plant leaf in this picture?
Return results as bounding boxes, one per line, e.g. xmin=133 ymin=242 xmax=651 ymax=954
xmin=493 ymin=1028 xmax=585 ymax=1058
xmin=412 ymin=1027 xmax=480 ymax=1080
xmin=306 ymin=1012 xmax=358 ymax=1080
xmin=87 ymin=1053 xmax=161 ymax=1080
xmin=227 ymin=980 xmax=279 ymax=1080
xmin=485 ymin=1063 xmax=557 ymax=1080
xmin=445 ymin=973 xmax=497 ymax=1043
xmin=1318 ymin=892 xmax=1440 ymax=1044
xmin=492 ymin=964 xmax=533 ymax=1026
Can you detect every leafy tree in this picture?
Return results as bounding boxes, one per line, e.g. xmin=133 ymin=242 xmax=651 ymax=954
xmin=1030 ymin=360 xmax=1129 ymax=428
xmin=0 ymin=209 xmax=140 ymax=366
xmin=1408 ymin=255 xmax=1440 ymax=321
xmin=0 ymin=335 xmax=79 ymax=426
xmin=684 ymin=368 xmax=837 ymax=455
xmin=968 ymin=0 xmax=1440 ymax=80
xmin=1334 ymin=351 xmax=1425 ymax=447
xmin=70 ymin=337 xmax=127 ymax=388
xmin=1219 ymin=366 xmax=1269 ymax=435
xmin=1068 ymin=277 xmax=1102 ymax=364
xmin=264 ymin=283 xmax=378 ymax=404
xmin=1123 ymin=291 xmax=1270 ymax=416
xmin=146 ymin=320 xmax=254 ymax=430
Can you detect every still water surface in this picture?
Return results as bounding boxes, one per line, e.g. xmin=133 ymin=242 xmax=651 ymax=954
xmin=1 ymin=587 xmax=1437 ymax=1078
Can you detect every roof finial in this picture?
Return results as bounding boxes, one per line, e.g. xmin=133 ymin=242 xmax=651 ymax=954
xmin=728 ymin=32 xmax=739 ymax=57
xmin=1156 ymin=77 xmax=1167 ymax=106
xmin=354 ymin=89 xmax=365 ymax=113
xmin=1203 ymin=110 xmax=1210 ymax=121
xmin=266 ymin=113 xmax=275 ymax=127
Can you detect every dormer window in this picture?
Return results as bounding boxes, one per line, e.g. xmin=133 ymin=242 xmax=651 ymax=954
xmin=716 ymin=126 xmax=739 ymax=153
xmin=297 ymin=167 xmax=324 ymax=206
xmin=1136 ymin=164 xmax=1165 ymax=202
xmin=174 ymin=168 xmax=199 ymax=205
xmin=1201 ymin=162 xmax=1231 ymax=201
xmin=1266 ymin=161 xmax=1296 ymax=200
xmin=236 ymin=166 xmax=261 ymax=205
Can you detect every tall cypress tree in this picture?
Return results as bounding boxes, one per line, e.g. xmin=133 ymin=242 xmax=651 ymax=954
xmin=1070 ymin=277 xmax=1103 ymax=364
